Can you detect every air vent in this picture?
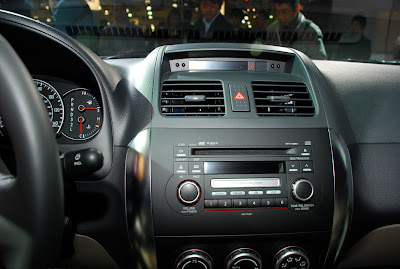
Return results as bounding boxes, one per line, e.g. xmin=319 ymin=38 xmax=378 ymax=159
xmin=161 ymin=81 xmax=225 ymax=116
xmin=252 ymin=81 xmax=315 ymax=117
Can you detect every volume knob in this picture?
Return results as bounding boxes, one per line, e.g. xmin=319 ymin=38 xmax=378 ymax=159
xmin=291 ymin=179 xmax=314 ymax=202
xmin=225 ymin=248 xmax=262 ymax=269
xmin=178 ymin=180 xmax=201 ymax=205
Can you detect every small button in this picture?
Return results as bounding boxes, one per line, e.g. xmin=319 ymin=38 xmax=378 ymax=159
xmin=218 ymin=199 xmax=232 ymax=208
xmin=275 ymin=198 xmax=288 ymax=207
xmin=212 ymin=191 xmax=227 ymax=196
xmin=248 ymin=191 xmax=263 ymax=195
xmin=261 ymin=198 xmax=275 ymax=207
xmin=287 ymin=161 xmax=300 ymax=173
xmin=300 ymin=161 xmax=314 ymax=172
xmin=174 ymin=162 xmax=188 ymax=174
xmin=175 ymin=63 xmax=179 ymax=67
xmin=174 ymin=147 xmax=189 ymax=157
xmin=230 ymin=191 xmax=246 ymax=196
xmin=248 ymin=199 xmax=261 ymax=207
xmin=299 ymin=146 xmax=312 ymax=156
xmin=182 ymin=63 xmax=186 ymax=67
xmin=266 ymin=190 xmax=282 ymax=195
xmin=233 ymin=199 xmax=247 ymax=208
xmin=205 ymin=200 xmax=218 ymax=208
xmin=189 ymin=162 xmax=204 ymax=174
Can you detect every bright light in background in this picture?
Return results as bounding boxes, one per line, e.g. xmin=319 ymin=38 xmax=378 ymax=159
xmin=195 ymin=7 xmax=199 ymax=12
xmin=145 ymin=0 xmax=151 ymax=4
xmin=46 ymin=18 xmax=51 ymax=22
xmin=148 ymin=11 xmax=153 ymax=15
xmin=98 ymin=5 xmax=102 ymax=10
xmin=104 ymin=9 xmax=109 ymax=15
xmin=248 ymin=25 xmax=252 ymax=29
xmin=244 ymin=16 xmax=249 ymax=20
xmin=241 ymin=19 xmax=245 ymax=24
xmin=172 ymin=3 xmax=178 ymax=8
xmin=220 ymin=1 xmax=225 ymax=15
xmin=86 ymin=0 xmax=100 ymax=11
xmin=126 ymin=8 xmax=130 ymax=13
xmin=253 ymin=15 xmax=256 ymax=19
xmin=147 ymin=6 xmax=152 ymax=11
xmin=45 ymin=5 xmax=49 ymax=10
xmin=247 ymin=8 xmax=250 ymax=12
xmin=107 ymin=22 xmax=111 ymax=25
xmin=269 ymin=15 xmax=274 ymax=19
xmin=149 ymin=15 xmax=153 ymax=19
xmin=252 ymin=8 xmax=256 ymax=12
xmin=128 ymin=13 xmax=133 ymax=17
xmin=151 ymin=24 xmax=155 ymax=32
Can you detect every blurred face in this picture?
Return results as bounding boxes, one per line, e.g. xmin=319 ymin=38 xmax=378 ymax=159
xmin=274 ymin=3 xmax=298 ymax=27
xmin=352 ymin=20 xmax=363 ymax=34
xmin=200 ymin=0 xmax=220 ymax=22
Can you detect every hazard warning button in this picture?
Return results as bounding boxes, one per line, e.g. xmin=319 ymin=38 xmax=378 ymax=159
xmin=229 ymin=84 xmax=250 ymax=112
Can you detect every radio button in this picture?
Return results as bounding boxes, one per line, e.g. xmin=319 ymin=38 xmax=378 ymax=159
xmin=205 ymin=200 xmax=218 ymax=208
xmin=267 ymin=190 xmax=282 ymax=195
xmin=248 ymin=198 xmax=261 ymax=207
xmin=300 ymin=161 xmax=314 ymax=173
xmin=218 ymin=199 xmax=232 ymax=208
xmin=299 ymin=146 xmax=312 ymax=156
xmin=276 ymin=198 xmax=288 ymax=207
xmin=248 ymin=190 xmax=263 ymax=195
xmin=174 ymin=162 xmax=188 ymax=174
xmin=287 ymin=161 xmax=300 ymax=173
xmin=212 ymin=191 xmax=227 ymax=196
xmin=189 ymin=162 xmax=204 ymax=174
xmin=178 ymin=181 xmax=201 ymax=205
xmin=233 ymin=199 xmax=247 ymax=208
xmin=174 ymin=147 xmax=189 ymax=158
xmin=230 ymin=191 xmax=246 ymax=196
xmin=262 ymin=198 xmax=275 ymax=207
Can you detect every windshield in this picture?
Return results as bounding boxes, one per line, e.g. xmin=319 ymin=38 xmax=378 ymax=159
xmin=1 ymin=0 xmax=399 ymax=62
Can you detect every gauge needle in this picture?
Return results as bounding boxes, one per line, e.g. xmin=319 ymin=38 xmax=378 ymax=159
xmin=82 ymin=107 xmax=97 ymax=110
xmin=79 ymin=118 xmax=83 ymax=135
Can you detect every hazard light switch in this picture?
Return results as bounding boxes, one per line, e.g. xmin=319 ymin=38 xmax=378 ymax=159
xmin=229 ymin=84 xmax=250 ymax=112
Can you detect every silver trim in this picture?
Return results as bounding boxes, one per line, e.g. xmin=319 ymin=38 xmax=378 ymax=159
xmin=211 ymin=178 xmax=281 ymax=188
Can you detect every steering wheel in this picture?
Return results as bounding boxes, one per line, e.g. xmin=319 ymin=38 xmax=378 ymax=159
xmin=0 ymin=35 xmax=64 ymax=268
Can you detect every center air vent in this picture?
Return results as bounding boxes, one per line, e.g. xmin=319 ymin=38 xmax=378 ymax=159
xmin=252 ymin=81 xmax=315 ymax=117
xmin=161 ymin=81 xmax=225 ymax=116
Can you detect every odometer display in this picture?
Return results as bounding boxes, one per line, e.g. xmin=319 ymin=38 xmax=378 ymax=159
xmin=33 ymin=79 xmax=64 ymax=134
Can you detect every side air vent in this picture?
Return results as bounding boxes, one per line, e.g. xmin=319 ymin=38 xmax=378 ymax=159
xmin=252 ymin=81 xmax=315 ymax=117
xmin=161 ymin=81 xmax=225 ymax=116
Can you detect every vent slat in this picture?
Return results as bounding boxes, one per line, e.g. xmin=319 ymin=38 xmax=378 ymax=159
xmin=252 ymin=81 xmax=315 ymax=117
xmin=161 ymin=80 xmax=225 ymax=117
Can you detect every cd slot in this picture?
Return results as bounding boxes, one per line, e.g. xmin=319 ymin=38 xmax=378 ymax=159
xmin=204 ymin=161 xmax=285 ymax=174
xmin=191 ymin=147 xmax=297 ymax=156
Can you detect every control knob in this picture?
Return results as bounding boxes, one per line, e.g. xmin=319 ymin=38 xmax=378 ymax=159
xmin=291 ymin=179 xmax=314 ymax=202
xmin=274 ymin=247 xmax=310 ymax=269
xmin=225 ymin=248 xmax=262 ymax=269
xmin=176 ymin=249 xmax=213 ymax=269
xmin=177 ymin=180 xmax=201 ymax=205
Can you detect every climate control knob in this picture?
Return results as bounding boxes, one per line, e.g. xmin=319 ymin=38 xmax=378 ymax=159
xmin=274 ymin=247 xmax=310 ymax=269
xmin=177 ymin=180 xmax=201 ymax=205
xmin=225 ymin=248 xmax=262 ymax=269
xmin=176 ymin=249 xmax=213 ymax=269
xmin=291 ymin=179 xmax=314 ymax=202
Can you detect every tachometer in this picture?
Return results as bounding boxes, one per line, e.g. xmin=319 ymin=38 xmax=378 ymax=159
xmin=33 ymin=79 xmax=64 ymax=134
xmin=61 ymin=89 xmax=102 ymax=141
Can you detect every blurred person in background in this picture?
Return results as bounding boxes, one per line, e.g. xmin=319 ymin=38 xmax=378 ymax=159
xmin=254 ymin=10 xmax=268 ymax=32
xmin=335 ymin=15 xmax=371 ymax=61
xmin=229 ymin=9 xmax=245 ymax=33
xmin=193 ymin=0 xmax=233 ymax=39
xmin=267 ymin=0 xmax=327 ymax=59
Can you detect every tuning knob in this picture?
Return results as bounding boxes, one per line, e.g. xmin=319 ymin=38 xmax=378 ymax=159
xmin=177 ymin=180 xmax=201 ymax=205
xmin=176 ymin=249 xmax=213 ymax=269
xmin=291 ymin=179 xmax=314 ymax=202
xmin=274 ymin=247 xmax=310 ymax=269
xmin=225 ymin=248 xmax=262 ymax=269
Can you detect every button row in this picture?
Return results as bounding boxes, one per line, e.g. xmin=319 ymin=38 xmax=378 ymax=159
xmin=211 ymin=190 xmax=282 ymax=196
xmin=286 ymin=161 xmax=313 ymax=173
xmin=174 ymin=162 xmax=204 ymax=174
xmin=205 ymin=198 xmax=288 ymax=208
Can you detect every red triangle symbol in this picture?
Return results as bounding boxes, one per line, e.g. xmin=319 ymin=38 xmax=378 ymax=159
xmin=234 ymin=91 xmax=246 ymax=100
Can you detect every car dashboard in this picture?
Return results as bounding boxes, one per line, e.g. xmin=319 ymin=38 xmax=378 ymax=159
xmin=1 ymin=10 xmax=400 ymax=269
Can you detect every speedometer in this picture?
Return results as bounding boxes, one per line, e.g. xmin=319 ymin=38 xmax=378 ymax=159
xmin=33 ymin=79 xmax=64 ymax=134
